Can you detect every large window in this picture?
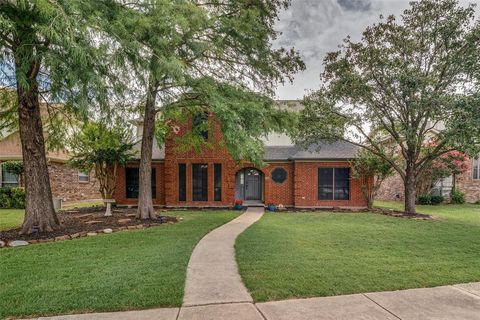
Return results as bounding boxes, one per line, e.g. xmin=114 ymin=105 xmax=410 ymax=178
xmin=318 ymin=168 xmax=350 ymax=200
xmin=1 ymin=164 xmax=19 ymax=188
xmin=192 ymin=164 xmax=208 ymax=201
xmin=125 ymin=167 xmax=156 ymax=199
xmin=178 ymin=163 xmax=186 ymax=201
xmin=214 ymin=164 xmax=222 ymax=201
xmin=473 ymin=156 xmax=480 ymax=180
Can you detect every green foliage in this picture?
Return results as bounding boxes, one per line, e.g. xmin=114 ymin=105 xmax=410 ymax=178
xmin=69 ymin=122 xmax=135 ymax=172
xmin=109 ymin=0 xmax=304 ymax=165
xmin=69 ymin=122 xmax=135 ymax=199
xmin=2 ymin=161 xmax=24 ymax=176
xmin=296 ymin=0 xmax=480 ymax=212
xmin=451 ymin=188 xmax=466 ymax=204
xmin=0 ymin=187 xmax=25 ymax=209
xmin=351 ymin=149 xmax=394 ymax=180
xmin=417 ymin=194 xmax=444 ymax=205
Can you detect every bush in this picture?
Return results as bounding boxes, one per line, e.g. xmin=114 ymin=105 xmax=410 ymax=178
xmin=0 ymin=187 xmax=25 ymax=209
xmin=417 ymin=194 xmax=444 ymax=205
xmin=430 ymin=195 xmax=444 ymax=205
xmin=450 ymin=188 xmax=465 ymax=204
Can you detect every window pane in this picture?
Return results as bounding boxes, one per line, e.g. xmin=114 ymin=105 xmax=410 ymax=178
xmin=192 ymin=164 xmax=208 ymax=201
xmin=473 ymin=157 xmax=479 ymax=180
xmin=1 ymin=165 xmax=19 ymax=187
xmin=214 ymin=164 xmax=222 ymax=201
xmin=78 ymin=171 xmax=89 ymax=182
xmin=193 ymin=113 xmax=209 ymax=140
xmin=125 ymin=168 xmax=156 ymax=199
xmin=178 ymin=164 xmax=186 ymax=201
xmin=334 ymin=168 xmax=350 ymax=200
xmin=318 ymin=168 xmax=333 ymax=200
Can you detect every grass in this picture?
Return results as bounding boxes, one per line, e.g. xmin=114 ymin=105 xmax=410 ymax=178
xmin=0 ymin=210 xmax=238 ymax=319
xmin=0 ymin=200 xmax=104 ymax=231
xmin=0 ymin=209 xmax=24 ymax=231
xmin=236 ymin=204 xmax=480 ymax=302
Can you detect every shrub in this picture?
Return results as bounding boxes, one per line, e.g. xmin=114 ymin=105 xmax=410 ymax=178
xmin=450 ymin=188 xmax=465 ymax=204
xmin=417 ymin=194 xmax=432 ymax=205
xmin=11 ymin=187 xmax=26 ymax=208
xmin=0 ymin=187 xmax=25 ymax=209
xmin=430 ymin=195 xmax=444 ymax=205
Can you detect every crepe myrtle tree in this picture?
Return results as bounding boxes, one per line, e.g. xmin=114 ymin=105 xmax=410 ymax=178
xmin=69 ymin=122 xmax=136 ymax=216
xmin=109 ymin=0 xmax=304 ymax=219
xmin=0 ymin=1 xmax=126 ymax=233
xmin=297 ymin=0 xmax=480 ymax=214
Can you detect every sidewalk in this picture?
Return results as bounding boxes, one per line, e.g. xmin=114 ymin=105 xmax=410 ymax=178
xmin=34 ymin=282 xmax=480 ymax=320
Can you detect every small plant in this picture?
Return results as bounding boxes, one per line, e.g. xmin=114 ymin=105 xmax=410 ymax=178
xmin=0 ymin=187 xmax=25 ymax=208
xmin=450 ymin=188 xmax=465 ymax=204
xmin=417 ymin=194 xmax=432 ymax=205
xmin=430 ymin=195 xmax=444 ymax=205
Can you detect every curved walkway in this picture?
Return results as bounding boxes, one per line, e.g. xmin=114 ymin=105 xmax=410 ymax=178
xmin=182 ymin=206 xmax=264 ymax=307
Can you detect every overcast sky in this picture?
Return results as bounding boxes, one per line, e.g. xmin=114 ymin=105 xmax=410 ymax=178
xmin=274 ymin=0 xmax=476 ymax=100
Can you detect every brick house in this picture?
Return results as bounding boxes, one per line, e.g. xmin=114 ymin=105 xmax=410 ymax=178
xmin=114 ymin=109 xmax=369 ymax=208
xmin=0 ymin=131 xmax=101 ymax=202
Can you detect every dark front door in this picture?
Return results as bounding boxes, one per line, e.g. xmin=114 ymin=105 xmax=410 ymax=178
xmin=245 ymin=169 xmax=262 ymax=200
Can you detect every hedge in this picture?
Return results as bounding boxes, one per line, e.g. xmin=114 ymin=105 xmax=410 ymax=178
xmin=0 ymin=187 xmax=26 ymax=209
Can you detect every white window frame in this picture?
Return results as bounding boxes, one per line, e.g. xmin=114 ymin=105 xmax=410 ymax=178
xmin=78 ymin=171 xmax=90 ymax=183
xmin=473 ymin=156 xmax=480 ymax=180
xmin=1 ymin=163 xmax=20 ymax=188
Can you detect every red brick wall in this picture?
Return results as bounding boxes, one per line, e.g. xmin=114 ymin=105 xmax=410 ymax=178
xmin=114 ymin=162 xmax=166 ymax=206
xmin=293 ymin=161 xmax=368 ymax=208
xmin=114 ymin=115 xmax=369 ymax=208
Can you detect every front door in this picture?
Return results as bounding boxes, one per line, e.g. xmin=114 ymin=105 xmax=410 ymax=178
xmin=245 ymin=169 xmax=262 ymax=200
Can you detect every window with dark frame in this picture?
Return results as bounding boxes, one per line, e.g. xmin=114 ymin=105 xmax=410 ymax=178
xmin=214 ymin=163 xmax=222 ymax=201
xmin=192 ymin=164 xmax=208 ymax=201
xmin=1 ymin=164 xmax=19 ymax=188
xmin=178 ymin=163 xmax=186 ymax=201
xmin=318 ymin=168 xmax=350 ymax=200
xmin=125 ymin=167 xmax=156 ymax=199
xmin=193 ymin=112 xmax=209 ymax=140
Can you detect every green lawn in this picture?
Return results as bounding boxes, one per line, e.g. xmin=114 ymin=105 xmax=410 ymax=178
xmin=236 ymin=204 xmax=480 ymax=302
xmin=0 ymin=209 xmax=24 ymax=231
xmin=0 ymin=210 xmax=238 ymax=319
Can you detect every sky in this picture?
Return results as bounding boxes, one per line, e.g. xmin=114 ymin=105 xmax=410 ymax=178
xmin=274 ymin=0 xmax=476 ymax=100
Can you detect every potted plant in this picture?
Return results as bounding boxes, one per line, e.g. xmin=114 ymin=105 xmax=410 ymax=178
xmin=234 ymin=199 xmax=243 ymax=210
xmin=267 ymin=203 xmax=276 ymax=212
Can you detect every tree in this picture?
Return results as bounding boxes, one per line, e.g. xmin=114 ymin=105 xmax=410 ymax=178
xmin=0 ymin=1 xmax=124 ymax=233
xmin=110 ymin=0 xmax=304 ymax=219
xmin=296 ymin=0 xmax=480 ymax=214
xmin=69 ymin=122 xmax=135 ymax=212
xmin=350 ymin=149 xmax=395 ymax=209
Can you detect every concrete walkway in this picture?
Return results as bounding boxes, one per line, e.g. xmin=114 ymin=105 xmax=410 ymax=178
xmin=182 ymin=206 xmax=264 ymax=307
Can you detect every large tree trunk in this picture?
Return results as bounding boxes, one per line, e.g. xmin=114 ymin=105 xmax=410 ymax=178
xmin=404 ymin=164 xmax=417 ymax=215
xmin=15 ymin=61 xmax=59 ymax=234
xmin=136 ymin=78 xmax=158 ymax=220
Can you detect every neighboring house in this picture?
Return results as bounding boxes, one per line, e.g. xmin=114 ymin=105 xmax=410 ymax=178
xmin=0 ymin=130 xmax=101 ymax=203
xmin=114 ymin=102 xmax=369 ymax=208
xmin=377 ymin=123 xmax=480 ymax=203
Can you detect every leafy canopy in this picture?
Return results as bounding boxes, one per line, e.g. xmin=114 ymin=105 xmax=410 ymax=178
xmin=297 ymin=0 xmax=480 ymax=180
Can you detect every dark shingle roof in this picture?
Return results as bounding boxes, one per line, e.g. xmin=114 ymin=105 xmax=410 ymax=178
xmin=264 ymin=141 xmax=359 ymax=161
xmin=132 ymin=140 xmax=358 ymax=161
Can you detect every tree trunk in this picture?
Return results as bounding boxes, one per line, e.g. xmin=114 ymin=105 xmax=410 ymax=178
xmin=404 ymin=165 xmax=417 ymax=215
xmin=136 ymin=77 xmax=158 ymax=220
xmin=15 ymin=63 xmax=59 ymax=234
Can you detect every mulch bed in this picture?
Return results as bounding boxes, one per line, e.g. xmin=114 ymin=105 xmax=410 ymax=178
xmin=371 ymin=207 xmax=433 ymax=220
xmin=0 ymin=207 xmax=178 ymax=243
xmin=274 ymin=206 xmax=433 ymax=220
